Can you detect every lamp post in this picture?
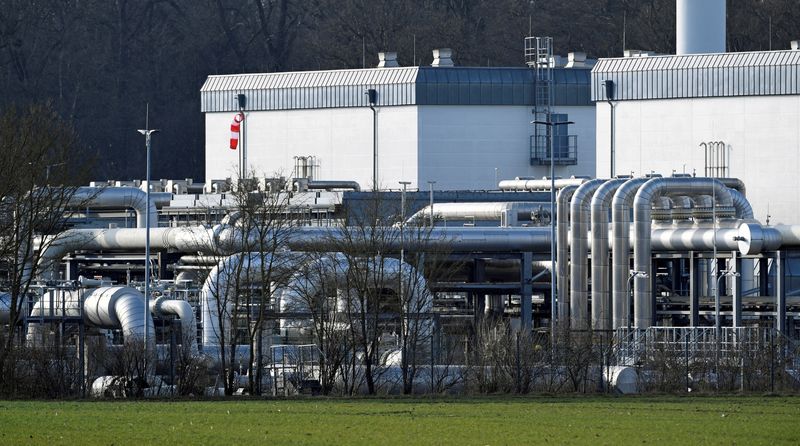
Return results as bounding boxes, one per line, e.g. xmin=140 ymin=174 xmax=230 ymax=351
xmin=532 ymin=119 xmax=573 ymax=331
xmin=137 ymin=123 xmax=158 ymax=353
xmin=399 ymin=181 xmax=411 ymax=308
xmin=365 ymin=89 xmax=378 ymax=191
xmin=427 ymin=181 xmax=436 ymax=227
xmin=627 ymin=270 xmax=649 ymax=332
xmin=603 ymin=80 xmax=616 ymax=178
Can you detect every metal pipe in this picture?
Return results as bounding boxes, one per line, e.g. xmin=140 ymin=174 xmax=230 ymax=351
xmin=556 ymin=185 xmax=579 ymax=322
xmin=569 ymin=179 xmax=605 ymax=329
xmin=70 ymin=187 xmax=159 ymax=228
xmin=83 ymin=286 xmax=156 ymax=352
xmin=406 ymin=202 xmax=550 ymax=226
xmin=498 ymin=177 xmax=586 ymax=191
xmin=632 ymin=177 xmax=733 ymax=328
xmin=306 ymin=180 xmax=361 ymax=192
xmin=590 ymin=179 xmax=626 ymax=330
xmin=611 ymin=178 xmax=648 ymax=329
xmin=151 ymin=297 xmax=197 ymax=353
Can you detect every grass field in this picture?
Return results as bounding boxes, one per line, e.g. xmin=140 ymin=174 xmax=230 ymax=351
xmin=0 ymin=396 xmax=798 ymax=445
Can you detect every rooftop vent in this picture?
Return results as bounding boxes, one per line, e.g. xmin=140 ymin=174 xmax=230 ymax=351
xmin=431 ymin=48 xmax=454 ymax=67
xmin=565 ymin=52 xmax=587 ymax=68
xmin=377 ymin=52 xmax=399 ymax=68
xmin=792 ymin=40 xmax=800 ymax=50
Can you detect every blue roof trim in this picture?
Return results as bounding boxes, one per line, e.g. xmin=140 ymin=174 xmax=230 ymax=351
xmin=591 ymin=50 xmax=800 ymax=101
xmin=201 ymin=66 xmax=591 ymax=112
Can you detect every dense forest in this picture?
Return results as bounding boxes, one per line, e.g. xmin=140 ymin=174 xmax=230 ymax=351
xmin=0 ymin=0 xmax=796 ymax=181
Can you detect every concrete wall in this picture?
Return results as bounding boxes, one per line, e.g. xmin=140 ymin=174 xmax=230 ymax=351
xmin=596 ymin=95 xmax=800 ymax=224
xmin=205 ymin=106 xmax=418 ymax=190
xmin=417 ymin=105 xmax=596 ymax=190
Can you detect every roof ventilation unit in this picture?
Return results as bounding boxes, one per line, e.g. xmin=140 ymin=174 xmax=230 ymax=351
xmin=377 ymin=52 xmax=399 ymax=68
xmin=431 ymin=48 xmax=454 ymax=67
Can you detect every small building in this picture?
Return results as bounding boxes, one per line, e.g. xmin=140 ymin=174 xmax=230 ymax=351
xmin=201 ymin=50 xmax=596 ymax=191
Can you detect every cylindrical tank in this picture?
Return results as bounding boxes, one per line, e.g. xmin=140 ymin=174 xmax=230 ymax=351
xmin=676 ymin=0 xmax=726 ymax=55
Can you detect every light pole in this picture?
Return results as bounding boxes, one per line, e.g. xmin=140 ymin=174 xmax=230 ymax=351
xmin=532 ymin=119 xmax=573 ymax=331
xmin=399 ymin=181 xmax=411 ymax=308
xmin=427 ymin=181 xmax=436 ymax=227
xmin=603 ymin=80 xmax=616 ymax=178
xmin=137 ymin=119 xmax=158 ymax=353
xmin=627 ymin=270 xmax=649 ymax=332
xmin=366 ymin=89 xmax=378 ymax=191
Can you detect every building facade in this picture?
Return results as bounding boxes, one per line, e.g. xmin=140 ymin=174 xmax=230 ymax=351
xmin=202 ymin=64 xmax=595 ymax=191
xmin=593 ymin=49 xmax=800 ymax=224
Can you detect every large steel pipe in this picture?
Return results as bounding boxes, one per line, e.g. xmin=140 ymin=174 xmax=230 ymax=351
xmin=590 ymin=179 xmax=627 ymax=330
xmin=556 ymin=186 xmax=579 ymax=322
xmin=569 ymin=179 xmax=605 ymax=329
xmin=633 ymin=177 xmax=733 ymax=328
xmin=611 ymin=178 xmax=649 ymax=329
xmin=71 ymin=187 xmax=160 ymax=229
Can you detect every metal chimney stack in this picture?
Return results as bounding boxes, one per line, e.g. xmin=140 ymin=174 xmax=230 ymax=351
xmin=676 ymin=0 xmax=726 ymax=55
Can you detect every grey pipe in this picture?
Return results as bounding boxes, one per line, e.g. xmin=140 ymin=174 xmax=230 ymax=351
xmin=556 ymin=185 xmax=579 ymax=322
xmin=730 ymin=189 xmax=754 ymax=219
xmin=719 ymin=178 xmax=746 ymax=197
xmin=498 ymin=177 xmax=587 ymax=191
xmin=406 ymin=202 xmax=550 ymax=226
xmin=307 ymin=180 xmax=361 ymax=192
xmin=151 ymin=297 xmax=198 ymax=353
xmin=611 ymin=178 xmax=649 ymax=329
xmin=590 ymin=179 xmax=627 ymax=331
xmin=632 ymin=177 xmax=733 ymax=328
xmin=569 ymin=179 xmax=605 ymax=329
xmin=71 ymin=187 xmax=159 ymax=228
xmin=83 ymin=287 xmax=155 ymax=351
xmin=25 ymin=289 xmax=82 ymax=345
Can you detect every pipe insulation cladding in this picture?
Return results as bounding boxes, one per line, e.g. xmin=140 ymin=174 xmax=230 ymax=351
xmin=676 ymin=0 xmax=726 ymax=55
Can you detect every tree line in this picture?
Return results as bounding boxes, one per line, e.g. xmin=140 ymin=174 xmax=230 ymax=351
xmin=1 ymin=0 xmax=796 ymax=182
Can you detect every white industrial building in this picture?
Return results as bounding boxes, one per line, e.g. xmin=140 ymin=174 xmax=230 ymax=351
xmin=592 ymin=48 xmax=800 ymax=225
xmin=201 ymin=50 xmax=596 ymax=191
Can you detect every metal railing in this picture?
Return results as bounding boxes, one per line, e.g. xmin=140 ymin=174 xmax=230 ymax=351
xmin=530 ymin=135 xmax=578 ymax=165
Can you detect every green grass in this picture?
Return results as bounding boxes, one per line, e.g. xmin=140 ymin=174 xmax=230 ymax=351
xmin=0 ymin=396 xmax=798 ymax=445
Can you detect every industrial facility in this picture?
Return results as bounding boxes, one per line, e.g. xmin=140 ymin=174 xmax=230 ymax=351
xmin=3 ymin=0 xmax=800 ymax=397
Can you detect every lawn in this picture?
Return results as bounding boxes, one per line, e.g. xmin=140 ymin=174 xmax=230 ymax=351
xmin=0 ymin=396 xmax=797 ymax=445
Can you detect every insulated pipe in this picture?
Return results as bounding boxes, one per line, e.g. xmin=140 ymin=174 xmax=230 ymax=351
xmin=151 ymin=297 xmax=198 ymax=353
xmin=199 ymin=252 xmax=295 ymax=348
xmin=406 ymin=202 xmax=550 ymax=226
xmin=556 ymin=186 xmax=579 ymax=322
xmin=306 ymin=180 xmax=361 ymax=192
xmin=70 ymin=187 xmax=159 ymax=229
xmin=730 ymin=189 xmax=754 ymax=220
xmin=569 ymin=179 xmax=605 ymax=330
xmin=278 ymin=255 xmax=431 ymax=336
xmin=590 ymin=179 xmax=627 ymax=331
xmin=37 ymin=226 xmax=214 ymax=280
xmin=83 ymin=286 xmax=155 ymax=350
xmin=498 ymin=177 xmax=586 ymax=191
xmin=632 ymin=178 xmax=733 ymax=328
xmin=611 ymin=178 xmax=648 ymax=329
xmin=719 ymin=178 xmax=746 ymax=198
